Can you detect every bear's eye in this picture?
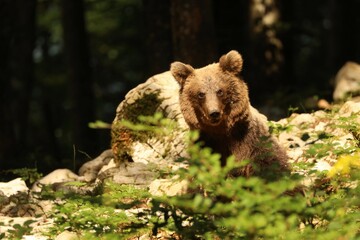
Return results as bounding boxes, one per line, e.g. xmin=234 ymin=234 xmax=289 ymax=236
xmin=216 ymin=89 xmax=224 ymax=97
xmin=198 ymin=92 xmax=205 ymax=99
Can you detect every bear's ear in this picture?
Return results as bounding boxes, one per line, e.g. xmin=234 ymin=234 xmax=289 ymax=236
xmin=170 ymin=61 xmax=195 ymax=87
xmin=219 ymin=50 xmax=243 ymax=74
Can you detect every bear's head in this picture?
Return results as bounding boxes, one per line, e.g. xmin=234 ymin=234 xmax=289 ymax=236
xmin=171 ymin=50 xmax=250 ymax=132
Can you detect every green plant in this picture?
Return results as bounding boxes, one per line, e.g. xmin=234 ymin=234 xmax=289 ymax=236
xmin=46 ymin=182 xmax=151 ymax=239
xmin=299 ymin=161 xmax=360 ymax=239
xmin=268 ymin=121 xmax=294 ymax=135
xmin=332 ymin=114 xmax=360 ymax=143
xmin=288 ymin=106 xmax=300 ymax=116
xmin=116 ymin=111 xmax=185 ymax=176
xmin=148 ymin=128 xmax=360 ymax=239
xmin=0 ymin=219 xmax=36 ymax=240
xmin=34 ymin=113 xmax=360 ymax=239
xmin=88 ymin=120 xmax=112 ymax=129
xmin=3 ymin=168 xmax=42 ymax=185
xmin=120 ymin=112 xmax=179 ymax=139
xmin=150 ymin=132 xmax=307 ymax=239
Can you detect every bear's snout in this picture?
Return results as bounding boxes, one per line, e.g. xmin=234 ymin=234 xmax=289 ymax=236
xmin=203 ymin=94 xmax=224 ymax=125
xmin=209 ymin=110 xmax=221 ymax=121
xmin=207 ymin=109 xmax=223 ymax=125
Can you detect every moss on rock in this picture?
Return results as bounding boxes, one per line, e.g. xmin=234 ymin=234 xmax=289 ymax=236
xmin=111 ymin=91 xmax=164 ymax=165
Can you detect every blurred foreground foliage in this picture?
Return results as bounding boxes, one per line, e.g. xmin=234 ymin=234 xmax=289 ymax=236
xmin=3 ymin=113 xmax=359 ymax=239
xmin=151 ymin=131 xmax=360 ymax=239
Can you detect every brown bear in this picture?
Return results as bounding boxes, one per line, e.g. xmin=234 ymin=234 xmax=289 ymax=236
xmin=171 ymin=50 xmax=289 ymax=179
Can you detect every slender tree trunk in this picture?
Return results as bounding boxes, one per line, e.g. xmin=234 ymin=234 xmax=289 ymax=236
xmin=325 ymin=0 xmax=339 ymax=73
xmin=170 ymin=0 xmax=217 ymax=67
xmin=0 ymin=0 xmax=36 ymax=168
xmin=143 ymin=0 xmax=173 ymax=76
xmin=279 ymin=0 xmax=294 ymax=90
xmin=212 ymin=0 xmax=250 ymax=55
xmin=61 ymin=0 xmax=99 ymax=164
xmin=12 ymin=0 xmax=37 ymax=152
xmin=0 ymin=0 xmax=17 ymax=167
xmin=247 ymin=0 xmax=283 ymax=103
xmin=38 ymin=14 xmax=61 ymax=162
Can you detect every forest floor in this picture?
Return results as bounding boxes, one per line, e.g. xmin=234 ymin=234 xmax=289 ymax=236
xmin=1 ymin=100 xmax=359 ymax=239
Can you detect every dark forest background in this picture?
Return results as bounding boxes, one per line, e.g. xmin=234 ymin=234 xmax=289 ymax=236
xmin=1 ymin=0 xmax=360 ymax=174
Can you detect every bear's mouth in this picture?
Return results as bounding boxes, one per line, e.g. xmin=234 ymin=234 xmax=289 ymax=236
xmin=199 ymin=110 xmax=223 ymax=126
xmin=208 ymin=114 xmax=222 ymax=126
xmin=209 ymin=119 xmax=221 ymax=126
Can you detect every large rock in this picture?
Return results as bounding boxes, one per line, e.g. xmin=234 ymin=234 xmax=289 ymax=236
xmin=333 ymin=61 xmax=360 ymax=101
xmin=111 ymin=71 xmax=188 ymax=162
xmin=32 ymin=72 xmax=189 ymax=190
xmin=108 ymin=71 xmax=189 ymax=185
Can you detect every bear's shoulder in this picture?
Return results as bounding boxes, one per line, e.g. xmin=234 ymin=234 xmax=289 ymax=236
xmin=249 ymin=106 xmax=269 ymax=131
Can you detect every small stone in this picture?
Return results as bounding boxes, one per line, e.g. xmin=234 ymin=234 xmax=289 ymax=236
xmin=32 ymin=169 xmax=80 ymax=192
xmin=313 ymin=110 xmax=327 ymax=118
xmin=149 ymin=177 xmax=188 ymax=196
xmin=78 ymin=149 xmax=114 ymax=182
xmin=0 ymin=178 xmax=28 ymax=197
xmin=278 ymin=132 xmax=305 ymax=148
xmin=55 ymin=231 xmax=79 ymax=240
xmin=339 ymin=101 xmax=360 ymax=119
xmin=312 ymin=161 xmax=332 ymax=172
xmin=314 ymin=121 xmax=327 ymax=132
xmin=287 ymin=148 xmax=304 ymax=163
xmin=317 ymin=99 xmax=331 ymax=109
xmin=290 ymin=113 xmax=315 ymax=126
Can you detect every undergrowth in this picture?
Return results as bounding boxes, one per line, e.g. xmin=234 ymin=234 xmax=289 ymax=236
xmin=2 ymin=112 xmax=359 ymax=239
xmin=151 ymin=131 xmax=360 ymax=239
xmin=43 ymin=182 xmax=152 ymax=239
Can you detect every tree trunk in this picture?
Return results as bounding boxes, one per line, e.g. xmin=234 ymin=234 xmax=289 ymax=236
xmin=247 ymin=0 xmax=284 ymax=104
xmin=61 ymin=0 xmax=99 ymax=164
xmin=170 ymin=0 xmax=217 ymax=67
xmin=279 ymin=0 xmax=294 ymax=91
xmin=143 ymin=0 xmax=173 ymax=76
xmin=212 ymin=0 xmax=250 ymax=55
xmin=0 ymin=0 xmax=36 ymax=168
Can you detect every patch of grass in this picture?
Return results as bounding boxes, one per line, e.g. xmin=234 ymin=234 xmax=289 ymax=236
xmin=44 ymin=182 xmax=152 ymax=239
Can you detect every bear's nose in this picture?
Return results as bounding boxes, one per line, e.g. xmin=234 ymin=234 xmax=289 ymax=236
xmin=209 ymin=111 xmax=220 ymax=120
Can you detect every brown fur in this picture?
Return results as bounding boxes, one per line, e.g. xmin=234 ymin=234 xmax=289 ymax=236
xmin=171 ymin=50 xmax=289 ymax=179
